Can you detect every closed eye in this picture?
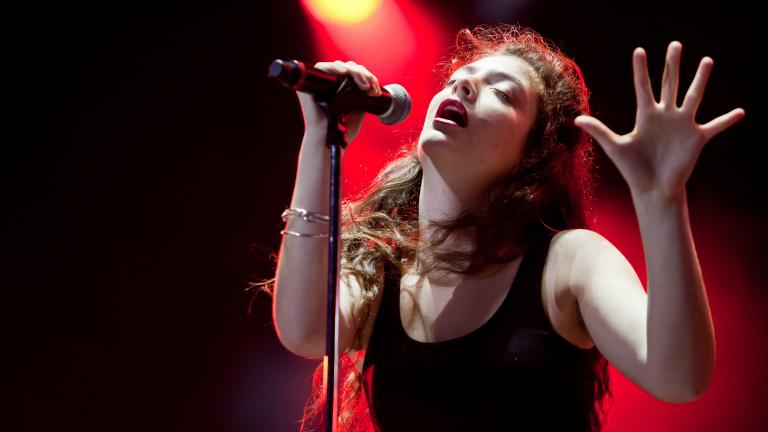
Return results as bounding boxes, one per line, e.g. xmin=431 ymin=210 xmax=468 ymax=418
xmin=444 ymin=79 xmax=514 ymax=105
xmin=493 ymin=89 xmax=513 ymax=104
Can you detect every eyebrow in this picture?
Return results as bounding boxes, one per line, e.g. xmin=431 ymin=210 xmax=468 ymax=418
xmin=454 ymin=64 xmax=527 ymax=99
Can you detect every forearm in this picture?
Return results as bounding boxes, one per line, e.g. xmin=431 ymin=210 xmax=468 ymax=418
xmin=632 ymin=188 xmax=716 ymax=402
xmin=273 ymin=132 xmax=334 ymax=353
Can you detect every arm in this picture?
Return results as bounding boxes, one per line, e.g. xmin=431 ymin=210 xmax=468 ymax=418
xmin=272 ymin=61 xmax=381 ymax=357
xmin=634 ymin=187 xmax=714 ymax=402
xmin=273 ymin=129 xmax=332 ymax=356
xmin=567 ymin=200 xmax=713 ymax=404
xmin=572 ymin=41 xmax=744 ymax=402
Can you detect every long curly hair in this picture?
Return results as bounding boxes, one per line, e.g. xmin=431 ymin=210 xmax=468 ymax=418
xmin=256 ymin=23 xmax=613 ymax=432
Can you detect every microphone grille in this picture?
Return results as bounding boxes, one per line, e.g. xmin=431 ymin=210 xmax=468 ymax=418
xmin=378 ymin=84 xmax=411 ymax=125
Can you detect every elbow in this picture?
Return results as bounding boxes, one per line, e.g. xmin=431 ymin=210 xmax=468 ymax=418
xmin=651 ymin=376 xmax=712 ymax=404
xmin=683 ymin=375 xmax=714 ymax=402
xmin=276 ymin=329 xmax=326 ymax=360
xmin=654 ymin=386 xmax=707 ymax=404
xmin=272 ymin=283 xmax=326 ymax=359
xmin=273 ymin=312 xmax=325 ymax=359
xmin=647 ymin=349 xmax=715 ymax=404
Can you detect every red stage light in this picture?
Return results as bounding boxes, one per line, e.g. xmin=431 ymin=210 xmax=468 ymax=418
xmin=298 ymin=0 xmax=449 ymax=200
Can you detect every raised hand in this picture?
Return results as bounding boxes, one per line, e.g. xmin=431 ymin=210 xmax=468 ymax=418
xmin=574 ymin=41 xmax=745 ymax=200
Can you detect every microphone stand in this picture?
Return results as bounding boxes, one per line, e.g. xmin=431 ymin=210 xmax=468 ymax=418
xmin=268 ymin=59 xmax=409 ymax=431
xmin=268 ymin=60 xmax=365 ymax=431
xmin=317 ymin=78 xmax=355 ymax=432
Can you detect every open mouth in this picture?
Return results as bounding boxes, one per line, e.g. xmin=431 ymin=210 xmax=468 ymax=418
xmin=435 ymin=98 xmax=468 ymax=128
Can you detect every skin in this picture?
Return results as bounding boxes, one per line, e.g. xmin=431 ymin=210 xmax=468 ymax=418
xmin=417 ymin=55 xmax=539 ymax=214
xmin=296 ymin=41 xmax=745 ymax=404
xmin=567 ymin=42 xmax=745 ymax=403
xmin=414 ymin=54 xmax=540 ymax=283
xmin=300 ymin=54 xmax=540 ymax=281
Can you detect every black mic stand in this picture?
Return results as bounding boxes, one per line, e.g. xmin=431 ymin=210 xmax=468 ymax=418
xmin=268 ymin=60 xmax=360 ymax=431
xmin=316 ymin=77 xmax=356 ymax=432
xmin=269 ymin=59 xmax=409 ymax=431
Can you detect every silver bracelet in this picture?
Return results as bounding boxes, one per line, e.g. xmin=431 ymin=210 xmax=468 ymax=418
xmin=281 ymin=207 xmax=330 ymax=224
xmin=280 ymin=229 xmax=329 ymax=238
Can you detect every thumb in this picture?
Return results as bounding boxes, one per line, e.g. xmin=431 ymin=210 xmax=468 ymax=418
xmin=574 ymin=115 xmax=619 ymax=152
xmin=344 ymin=111 xmax=365 ymax=144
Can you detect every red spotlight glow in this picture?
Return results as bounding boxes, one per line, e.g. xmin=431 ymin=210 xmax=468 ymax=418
xmin=299 ymin=0 xmax=450 ymax=200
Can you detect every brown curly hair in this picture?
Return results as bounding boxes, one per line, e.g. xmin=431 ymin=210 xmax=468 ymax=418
xmin=256 ymin=23 xmax=613 ymax=432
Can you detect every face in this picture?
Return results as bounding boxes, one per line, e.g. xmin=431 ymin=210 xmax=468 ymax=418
xmin=418 ymin=54 xmax=539 ymax=194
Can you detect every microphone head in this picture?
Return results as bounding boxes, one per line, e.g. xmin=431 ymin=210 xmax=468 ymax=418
xmin=378 ymin=84 xmax=411 ymax=125
xmin=268 ymin=59 xmax=303 ymax=89
xmin=267 ymin=59 xmax=286 ymax=78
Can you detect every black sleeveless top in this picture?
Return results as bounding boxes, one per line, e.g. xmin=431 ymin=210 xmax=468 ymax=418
xmin=361 ymin=233 xmax=598 ymax=431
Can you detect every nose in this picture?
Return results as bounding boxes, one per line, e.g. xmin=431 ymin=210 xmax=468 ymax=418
xmin=453 ymin=75 xmax=476 ymax=102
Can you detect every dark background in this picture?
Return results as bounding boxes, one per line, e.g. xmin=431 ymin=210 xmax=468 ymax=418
xmin=9 ymin=2 xmax=763 ymax=431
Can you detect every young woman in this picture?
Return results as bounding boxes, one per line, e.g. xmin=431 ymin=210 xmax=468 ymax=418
xmin=266 ymin=24 xmax=744 ymax=431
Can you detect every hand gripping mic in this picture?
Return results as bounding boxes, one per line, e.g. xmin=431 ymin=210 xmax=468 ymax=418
xmin=268 ymin=59 xmax=411 ymax=125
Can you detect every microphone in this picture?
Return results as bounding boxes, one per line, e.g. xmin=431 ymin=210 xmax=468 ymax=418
xmin=268 ymin=59 xmax=411 ymax=125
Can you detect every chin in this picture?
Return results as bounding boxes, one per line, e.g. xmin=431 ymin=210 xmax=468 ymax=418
xmin=417 ymin=140 xmax=463 ymax=176
xmin=418 ymin=128 xmax=457 ymax=153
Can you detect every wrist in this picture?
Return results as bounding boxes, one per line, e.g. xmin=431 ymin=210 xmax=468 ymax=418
xmin=630 ymin=186 xmax=687 ymax=207
xmin=303 ymin=124 xmax=328 ymax=142
xmin=298 ymin=134 xmax=331 ymax=162
xmin=630 ymin=187 xmax=688 ymax=229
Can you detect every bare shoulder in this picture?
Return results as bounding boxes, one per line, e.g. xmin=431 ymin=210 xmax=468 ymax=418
xmin=541 ymin=228 xmax=607 ymax=349
xmin=551 ymin=228 xmax=623 ymax=297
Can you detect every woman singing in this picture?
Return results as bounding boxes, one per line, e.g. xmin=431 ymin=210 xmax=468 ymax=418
xmin=264 ymin=24 xmax=744 ymax=431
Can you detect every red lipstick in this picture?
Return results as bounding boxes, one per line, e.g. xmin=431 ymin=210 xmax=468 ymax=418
xmin=435 ymin=98 xmax=468 ymax=128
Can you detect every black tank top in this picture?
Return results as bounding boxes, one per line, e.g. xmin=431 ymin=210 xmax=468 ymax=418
xmin=361 ymin=233 xmax=598 ymax=431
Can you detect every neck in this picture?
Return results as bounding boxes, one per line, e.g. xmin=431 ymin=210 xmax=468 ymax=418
xmin=416 ymin=160 xmax=491 ymax=284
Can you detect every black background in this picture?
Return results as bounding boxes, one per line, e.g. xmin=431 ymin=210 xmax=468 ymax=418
xmin=9 ymin=2 xmax=763 ymax=431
